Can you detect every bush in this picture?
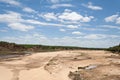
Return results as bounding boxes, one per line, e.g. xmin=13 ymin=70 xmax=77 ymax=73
xmin=107 ymin=44 xmax=120 ymax=54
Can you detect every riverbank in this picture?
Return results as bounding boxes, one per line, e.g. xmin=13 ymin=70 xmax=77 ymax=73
xmin=0 ymin=50 xmax=120 ymax=80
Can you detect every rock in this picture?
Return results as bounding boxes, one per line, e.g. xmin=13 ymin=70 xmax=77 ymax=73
xmin=68 ymin=71 xmax=82 ymax=80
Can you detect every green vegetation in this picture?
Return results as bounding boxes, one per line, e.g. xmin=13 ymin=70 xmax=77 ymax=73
xmin=0 ymin=41 xmax=26 ymax=55
xmin=0 ymin=41 xmax=106 ymax=55
xmin=107 ymin=44 xmax=120 ymax=54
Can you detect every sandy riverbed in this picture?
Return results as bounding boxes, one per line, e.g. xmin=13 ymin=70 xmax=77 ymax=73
xmin=0 ymin=50 xmax=120 ymax=80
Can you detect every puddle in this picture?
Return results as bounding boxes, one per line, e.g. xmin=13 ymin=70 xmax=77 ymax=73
xmin=85 ymin=64 xmax=98 ymax=70
xmin=78 ymin=64 xmax=98 ymax=70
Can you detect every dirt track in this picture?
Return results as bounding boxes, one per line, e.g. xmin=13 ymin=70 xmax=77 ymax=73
xmin=0 ymin=50 xmax=120 ymax=80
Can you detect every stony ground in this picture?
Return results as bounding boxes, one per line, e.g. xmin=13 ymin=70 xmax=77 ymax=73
xmin=0 ymin=50 xmax=120 ymax=80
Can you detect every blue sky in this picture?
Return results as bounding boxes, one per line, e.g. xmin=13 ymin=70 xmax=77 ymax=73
xmin=0 ymin=0 xmax=120 ymax=48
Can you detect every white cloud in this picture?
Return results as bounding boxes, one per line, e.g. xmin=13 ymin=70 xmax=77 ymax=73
xmin=84 ymin=34 xmax=106 ymax=39
xmin=0 ymin=0 xmax=21 ymax=6
xmin=82 ymin=27 xmax=108 ymax=31
xmin=116 ymin=17 xmax=120 ymax=24
xmin=58 ymin=11 xmax=82 ymax=21
xmin=105 ymin=14 xmax=119 ymax=22
xmin=50 ymin=4 xmax=73 ymax=9
xmin=1 ymin=33 xmax=48 ymax=44
xmin=25 ymin=19 xmax=64 ymax=27
xmin=83 ymin=34 xmax=119 ymax=40
xmin=0 ymin=11 xmax=22 ymax=23
xmin=82 ymin=16 xmax=94 ymax=22
xmin=67 ymin=25 xmax=78 ymax=29
xmin=0 ymin=11 xmax=35 ymax=31
xmin=82 ymin=2 xmax=103 ymax=10
xmin=59 ymin=29 xmax=66 ymax=32
xmin=23 ymin=7 xmax=36 ymax=13
xmin=0 ymin=0 xmax=37 ymax=14
xmin=58 ymin=10 xmax=94 ymax=22
xmin=8 ymin=23 xmax=34 ymax=31
xmin=72 ymin=31 xmax=82 ymax=35
xmin=40 ymin=12 xmax=57 ymax=21
xmin=104 ymin=14 xmax=120 ymax=24
xmin=101 ymin=25 xmax=120 ymax=30
xmin=40 ymin=9 xmax=94 ymax=23
xmin=0 ymin=11 xmax=66 ymax=31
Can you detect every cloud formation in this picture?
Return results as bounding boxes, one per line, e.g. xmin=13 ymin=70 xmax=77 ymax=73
xmin=0 ymin=11 xmax=65 ymax=31
xmin=82 ymin=2 xmax=103 ymax=10
xmin=8 ymin=23 xmax=34 ymax=31
xmin=72 ymin=31 xmax=82 ymax=35
xmin=105 ymin=14 xmax=120 ymax=24
xmin=100 ymin=25 xmax=120 ymax=30
xmin=0 ymin=0 xmax=21 ymax=6
xmin=58 ymin=9 xmax=94 ymax=22
xmin=40 ymin=9 xmax=94 ymax=23
xmin=66 ymin=25 xmax=78 ymax=29
xmin=23 ymin=7 xmax=36 ymax=13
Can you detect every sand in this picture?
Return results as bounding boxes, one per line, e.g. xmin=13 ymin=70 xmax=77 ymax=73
xmin=0 ymin=50 xmax=120 ymax=80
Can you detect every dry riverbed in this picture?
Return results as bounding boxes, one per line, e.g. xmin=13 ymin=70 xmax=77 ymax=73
xmin=0 ymin=50 xmax=120 ymax=80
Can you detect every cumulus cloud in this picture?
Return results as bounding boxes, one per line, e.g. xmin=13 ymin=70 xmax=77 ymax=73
xmin=0 ymin=11 xmax=22 ymax=23
xmin=8 ymin=23 xmax=34 ymax=31
xmin=41 ymin=9 xmax=94 ymax=23
xmin=58 ymin=11 xmax=82 ymax=21
xmin=105 ymin=14 xmax=119 ymax=22
xmin=50 ymin=4 xmax=73 ymax=9
xmin=58 ymin=9 xmax=94 ymax=22
xmin=104 ymin=14 xmax=120 ymax=24
xmin=82 ymin=2 xmax=103 ymax=10
xmin=0 ymin=11 xmax=34 ymax=31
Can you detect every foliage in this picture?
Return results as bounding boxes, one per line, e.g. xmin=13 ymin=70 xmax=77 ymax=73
xmin=107 ymin=44 xmax=120 ymax=54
